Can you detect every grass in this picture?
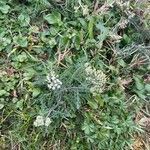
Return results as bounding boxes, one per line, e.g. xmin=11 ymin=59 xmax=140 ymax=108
xmin=0 ymin=0 xmax=150 ymax=149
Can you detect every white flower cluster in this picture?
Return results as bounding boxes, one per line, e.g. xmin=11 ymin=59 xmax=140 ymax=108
xmin=33 ymin=115 xmax=52 ymax=127
xmin=46 ymin=71 xmax=62 ymax=90
xmin=85 ymin=63 xmax=106 ymax=96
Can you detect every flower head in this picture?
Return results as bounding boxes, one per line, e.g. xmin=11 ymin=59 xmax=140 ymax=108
xmin=46 ymin=71 xmax=62 ymax=90
xmin=33 ymin=115 xmax=52 ymax=127
xmin=33 ymin=115 xmax=44 ymax=127
xmin=45 ymin=117 xmax=52 ymax=127
xmin=85 ymin=63 xmax=106 ymax=95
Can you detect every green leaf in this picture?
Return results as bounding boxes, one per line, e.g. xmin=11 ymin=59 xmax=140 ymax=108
xmin=0 ymin=90 xmax=7 ymax=96
xmin=118 ymin=59 xmax=126 ymax=67
xmin=123 ymin=34 xmax=131 ymax=44
xmin=0 ymin=5 xmax=10 ymax=14
xmin=16 ymin=52 xmax=28 ymax=62
xmin=133 ymin=76 xmax=144 ymax=90
xmin=78 ymin=18 xmax=87 ymax=29
xmin=16 ymin=99 xmax=24 ymax=110
xmin=44 ymin=12 xmax=62 ymax=25
xmin=145 ymin=84 xmax=150 ymax=92
xmin=49 ymin=38 xmax=57 ymax=48
xmin=49 ymin=26 xmax=59 ymax=36
xmin=136 ymin=91 xmax=146 ymax=100
xmin=32 ymin=88 xmax=41 ymax=98
xmin=107 ymin=0 xmax=115 ymax=5
xmin=96 ymin=22 xmax=109 ymax=42
xmin=82 ymin=122 xmax=95 ymax=135
xmin=18 ymin=13 xmax=30 ymax=26
xmin=74 ymin=32 xmax=81 ymax=50
xmin=94 ymin=95 xmax=104 ymax=107
xmin=0 ymin=104 xmax=4 ymax=109
xmin=0 ymin=37 xmax=11 ymax=51
xmin=88 ymin=100 xmax=98 ymax=109
xmin=23 ymin=68 xmax=36 ymax=80
xmin=76 ymin=91 xmax=81 ymax=110
xmin=13 ymin=36 xmax=28 ymax=47
xmin=88 ymin=17 xmax=94 ymax=39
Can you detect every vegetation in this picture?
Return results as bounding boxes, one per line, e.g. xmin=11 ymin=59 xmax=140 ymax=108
xmin=0 ymin=0 xmax=150 ymax=149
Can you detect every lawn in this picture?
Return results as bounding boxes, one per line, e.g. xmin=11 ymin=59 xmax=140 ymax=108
xmin=0 ymin=0 xmax=150 ymax=149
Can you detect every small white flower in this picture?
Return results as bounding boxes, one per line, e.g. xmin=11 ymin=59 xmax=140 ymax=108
xmin=51 ymin=76 xmax=56 ymax=80
xmin=33 ymin=115 xmax=52 ymax=127
xmin=53 ymin=80 xmax=57 ymax=84
xmin=45 ymin=117 xmax=52 ymax=127
xmin=34 ymin=115 xmax=44 ymax=127
xmin=46 ymin=71 xmax=62 ymax=91
xmin=48 ymin=84 xmax=52 ymax=89
xmin=52 ymin=86 xmax=56 ymax=90
xmin=57 ymin=85 xmax=61 ymax=89
xmin=36 ymin=115 xmax=43 ymax=120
